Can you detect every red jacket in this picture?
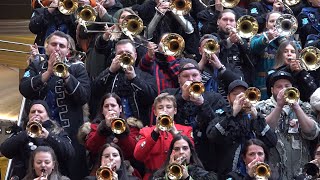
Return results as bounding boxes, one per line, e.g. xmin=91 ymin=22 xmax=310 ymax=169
xmin=134 ymin=124 xmax=193 ymax=180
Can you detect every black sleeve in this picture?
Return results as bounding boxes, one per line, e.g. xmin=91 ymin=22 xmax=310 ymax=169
xmin=251 ymin=116 xmax=278 ymax=148
xmin=293 ymin=70 xmax=318 ymax=101
xmin=45 ymin=131 xmax=75 ymax=160
xmin=0 ymin=131 xmax=29 ymax=159
xmin=188 ymin=165 xmax=218 ymax=180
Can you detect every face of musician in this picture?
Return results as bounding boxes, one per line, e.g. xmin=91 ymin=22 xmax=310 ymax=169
xmin=118 ymin=10 xmax=133 ymax=26
xmin=34 ymin=151 xmax=55 ymax=177
xmin=266 ymin=12 xmax=281 ymax=30
xmin=271 ymin=79 xmax=292 ymax=99
xmin=154 ymin=99 xmax=177 ymax=119
xmin=102 ymin=97 xmax=122 ymax=118
xmin=243 ymin=144 xmax=265 ymax=165
xmin=282 ymin=44 xmax=297 ymax=64
xmin=178 ymin=63 xmax=202 ymax=87
xmin=115 ymin=42 xmax=137 ymax=60
xmin=45 ymin=35 xmax=70 ymax=59
xmin=28 ymin=104 xmax=50 ymax=123
xmin=315 ymin=146 xmax=320 ymax=160
xmin=227 ymin=86 xmax=246 ymax=106
xmin=217 ymin=12 xmax=236 ymax=33
xmin=309 ymin=0 xmax=320 ymax=7
xmin=171 ymin=139 xmax=191 ymax=164
xmin=101 ymin=146 xmax=122 ymax=171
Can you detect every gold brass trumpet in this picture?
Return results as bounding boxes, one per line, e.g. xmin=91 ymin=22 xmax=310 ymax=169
xmin=166 ymin=163 xmax=183 ymax=180
xmin=53 ymin=55 xmax=69 ymax=77
xmin=245 ymin=87 xmax=261 ymax=104
xmin=203 ymin=38 xmax=220 ymax=57
xmin=120 ymin=14 xmax=144 ymax=37
xmin=157 ymin=114 xmax=174 ymax=131
xmin=299 ymin=46 xmax=320 ymax=71
xmin=284 ymin=87 xmax=300 ymax=104
xmin=170 ymin=0 xmax=192 ymax=16
xmin=236 ymin=15 xmax=259 ymax=39
xmin=37 ymin=0 xmax=79 ymax=15
xmin=26 ymin=121 xmax=43 ymax=138
xmin=189 ymin=82 xmax=205 ymax=98
xmin=76 ymin=5 xmax=97 ymax=22
xmin=118 ymin=52 xmax=135 ymax=70
xmin=275 ymin=14 xmax=298 ymax=37
xmin=284 ymin=0 xmax=300 ymax=6
xmin=254 ymin=162 xmax=271 ymax=179
xmin=111 ymin=118 xmax=126 ymax=134
xmin=159 ymin=33 xmax=185 ymax=57
xmin=221 ymin=0 xmax=240 ymax=8
xmin=96 ymin=166 xmax=113 ymax=180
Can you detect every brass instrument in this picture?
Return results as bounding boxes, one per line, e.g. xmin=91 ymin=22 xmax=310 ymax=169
xmin=118 ymin=52 xmax=135 ymax=69
xmin=283 ymin=0 xmax=300 ymax=6
xmin=111 ymin=118 xmax=126 ymax=134
xmin=37 ymin=0 xmax=79 ymax=15
xmin=236 ymin=15 xmax=259 ymax=39
xmin=26 ymin=121 xmax=43 ymax=138
xmin=254 ymin=162 xmax=271 ymax=179
xmin=275 ymin=14 xmax=298 ymax=36
xmin=159 ymin=33 xmax=185 ymax=56
xmin=157 ymin=114 xmax=174 ymax=131
xmin=221 ymin=0 xmax=240 ymax=8
xmin=170 ymin=0 xmax=192 ymax=16
xmin=166 ymin=163 xmax=183 ymax=180
xmin=299 ymin=46 xmax=320 ymax=71
xmin=76 ymin=5 xmax=97 ymax=22
xmin=284 ymin=87 xmax=300 ymax=104
xmin=0 ymin=39 xmax=45 ymax=54
xmin=189 ymin=82 xmax=205 ymax=98
xmin=120 ymin=14 xmax=144 ymax=37
xmin=245 ymin=87 xmax=261 ymax=104
xmin=203 ymin=38 xmax=220 ymax=58
xmin=96 ymin=166 xmax=113 ymax=180
xmin=303 ymin=162 xmax=320 ymax=179
xmin=40 ymin=169 xmax=48 ymax=179
xmin=53 ymin=55 xmax=69 ymax=77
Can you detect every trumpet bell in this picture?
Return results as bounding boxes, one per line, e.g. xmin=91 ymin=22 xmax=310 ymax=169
xmin=157 ymin=114 xmax=174 ymax=131
xmin=96 ymin=166 xmax=113 ymax=180
xmin=76 ymin=5 xmax=97 ymax=22
xmin=245 ymin=87 xmax=261 ymax=104
xmin=203 ymin=39 xmax=220 ymax=55
xmin=53 ymin=62 xmax=68 ymax=77
xmin=26 ymin=121 xmax=43 ymax=138
xmin=221 ymin=0 xmax=240 ymax=8
xmin=284 ymin=0 xmax=300 ymax=6
xmin=170 ymin=0 xmax=192 ymax=16
xmin=189 ymin=82 xmax=205 ymax=98
xmin=275 ymin=14 xmax=298 ymax=37
xmin=119 ymin=52 xmax=135 ymax=69
xmin=159 ymin=33 xmax=185 ymax=56
xmin=166 ymin=163 xmax=183 ymax=180
xmin=284 ymin=87 xmax=300 ymax=104
xmin=300 ymin=46 xmax=320 ymax=71
xmin=58 ymin=0 xmax=78 ymax=15
xmin=111 ymin=118 xmax=126 ymax=134
xmin=254 ymin=162 xmax=271 ymax=179
xmin=120 ymin=14 xmax=144 ymax=37
xmin=236 ymin=15 xmax=259 ymax=39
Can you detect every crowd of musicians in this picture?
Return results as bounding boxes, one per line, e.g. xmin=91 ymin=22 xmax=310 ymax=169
xmin=1 ymin=0 xmax=320 ymax=179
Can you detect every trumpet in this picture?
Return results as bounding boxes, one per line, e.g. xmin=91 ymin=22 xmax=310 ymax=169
xmin=120 ymin=14 xmax=144 ymax=38
xmin=221 ymin=0 xmax=240 ymax=8
xmin=76 ymin=5 xmax=97 ymax=22
xmin=166 ymin=163 xmax=184 ymax=180
xmin=111 ymin=118 xmax=126 ymax=134
xmin=96 ymin=166 xmax=113 ymax=180
xmin=275 ymin=14 xmax=298 ymax=37
xmin=227 ymin=15 xmax=258 ymax=45
xmin=53 ymin=55 xmax=69 ymax=77
xmin=189 ymin=82 xmax=205 ymax=98
xmin=203 ymin=38 xmax=220 ymax=58
xmin=170 ymin=0 xmax=192 ymax=16
xmin=157 ymin=114 xmax=174 ymax=131
xmin=40 ymin=169 xmax=48 ymax=179
xmin=303 ymin=162 xmax=320 ymax=179
xmin=284 ymin=87 xmax=300 ymax=104
xmin=26 ymin=121 xmax=43 ymax=138
xmin=118 ymin=52 xmax=135 ymax=70
xmin=254 ymin=162 xmax=271 ymax=179
xmin=159 ymin=33 xmax=185 ymax=57
xmin=245 ymin=87 xmax=261 ymax=104
xmin=37 ymin=0 xmax=78 ymax=15
xmin=299 ymin=46 xmax=320 ymax=71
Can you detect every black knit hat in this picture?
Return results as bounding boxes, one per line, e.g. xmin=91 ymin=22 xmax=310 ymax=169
xmin=266 ymin=70 xmax=294 ymax=97
xmin=29 ymin=100 xmax=52 ymax=118
xmin=228 ymin=80 xmax=249 ymax=94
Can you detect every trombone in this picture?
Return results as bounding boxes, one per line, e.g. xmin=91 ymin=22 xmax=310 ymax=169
xmin=189 ymin=82 xmax=205 ymax=98
xmin=76 ymin=5 xmax=97 ymax=22
xmin=26 ymin=121 xmax=43 ymax=138
xmin=284 ymin=87 xmax=300 ymax=105
xmin=96 ymin=166 xmax=113 ymax=180
xmin=275 ymin=14 xmax=298 ymax=37
xmin=111 ymin=118 xmax=126 ymax=134
xmin=299 ymin=46 xmax=320 ymax=71
xmin=254 ymin=162 xmax=271 ymax=180
xmin=244 ymin=87 xmax=261 ymax=104
xmin=0 ymin=39 xmax=44 ymax=54
xmin=37 ymin=0 xmax=79 ymax=15
xmin=159 ymin=33 xmax=185 ymax=57
xmin=157 ymin=114 xmax=174 ymax=131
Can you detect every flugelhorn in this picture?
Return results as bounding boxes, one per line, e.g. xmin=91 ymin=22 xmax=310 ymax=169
xmin=37 ymin=0 xmax=79 ymax=15
xmin=203 ymin=38 xmax=220 ymax=58
xmin=26 ymin=121 xmax=43 ymax=138
xmin=275 ymin=14 xmax=298 ymax=37
xmin=118 ymin=52 xmax=135 ymax=70
xmin=53 ymin=54 xmax=69 ymax=77
xmin=76 ymin=5 xmax=97 ymax=22
xmin=221 ymin=0 xmax=240 ymax=8
xmin=166 ymin=163 xmax=183 ymax=180
xmin=170 ymin=0 xmax=192 ymax=16
xmin=254 ymin=162 xmax=271 ymax=179
xmin=96 ymin=166 xmax=113 ymax=180
xmin=299 ymin=46 xmax=320 ymax=71
xmin=284 ymin=87 xmax=300 ymax=104
xmin=111 ymin=118 xmax=126 ymax=134
xmin=189 ymin=82 xmax=205 ymax=98
xmin=159 ymin=33 xmax=185 ymax=56
xmin=245 ymin=87 xmax=261 ymax=104
xmin=157 ymin=114 xmax=174 ymax=131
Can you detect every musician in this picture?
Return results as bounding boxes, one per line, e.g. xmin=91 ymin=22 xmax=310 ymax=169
xmin=256 ymin=70 xmax=320 ymax=180
xmin=22 ymin=146 xmax=70 ymax=180
xmin=92 ymin=39 xmax=157 ymax=126
xmin=78 ymin=93 xmax=143 ymax=177
xmin=151 ymin=135 xmax=218 ymax=180
xmin=84 ymin=143 xmax=140 ymax=180
xmin=0 ymin=100 xmax=74 ymax=179
xmin=206 ymin=80 xmax=277 ymax=179
xmin=19 ymin=30 xmax=90 ymax=179
xmin=162 ymin=58 xmax=228 ymax=170
xmin=226 ymin=139 xmax=272 ymax=180
xmin=271 ymin=40 xmax=317 ymax=101
xmin=134 ymin=93 xmax=193 ymax=180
